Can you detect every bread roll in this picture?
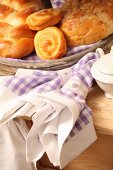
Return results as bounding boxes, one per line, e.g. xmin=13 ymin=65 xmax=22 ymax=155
xmin=0 ymin=0 xmax=44 ymax=59
xmin=26 ymin=8 xmax=63 ymax=31
xmin=60 ymin=0 xmax=113 ymax=47
xmin=34 ymin=26 xmax=67 ymax=60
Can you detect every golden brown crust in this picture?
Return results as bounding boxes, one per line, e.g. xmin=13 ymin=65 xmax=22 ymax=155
xmin=0 ymin=0 xmax=44 ymax=59
xmin=34 ymin=26 xmax=67 ymax=60
xmin=0 ymin=24 xmax=36 ymax=58
xmin=26 ymin=8 xmax=63 ymax=31
xmin=0 ymin=0 xmax=43 ymax=11
xmin=60 ymin=0 xmax=113 ymax=47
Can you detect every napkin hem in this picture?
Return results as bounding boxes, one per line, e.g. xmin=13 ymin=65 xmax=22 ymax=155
xmin=57 ymin=119 xmax=97 ymax=169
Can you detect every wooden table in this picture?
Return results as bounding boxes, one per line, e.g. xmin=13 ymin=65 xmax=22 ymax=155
xmin=87 ymin=85 xmax=113 ymax=136
xmin=38 ymin=85 xmax=113 ymax=170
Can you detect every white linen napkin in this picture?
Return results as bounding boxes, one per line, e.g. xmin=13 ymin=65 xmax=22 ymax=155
xmin=0 ymin=118 xmax=37 ymax=170
xmin=0 ymin=53 xmax=99 ymax=169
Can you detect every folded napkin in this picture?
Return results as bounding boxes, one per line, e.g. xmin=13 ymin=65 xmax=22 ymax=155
xmin=0 ymin=118 xmax=36 ymax=170
xmin=0 ymin=52 xmax=99 ymax=169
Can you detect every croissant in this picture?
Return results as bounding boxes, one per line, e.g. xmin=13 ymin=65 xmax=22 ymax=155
xmin=34 ymin=26 xmax=67 ymax=60
xmin=26 ymin=8 xmax=63 ymax=31
xmin=0 ymin=0 xmax=44 ymax=58
xmin=60 ymin=0 xmax=113 ymax=47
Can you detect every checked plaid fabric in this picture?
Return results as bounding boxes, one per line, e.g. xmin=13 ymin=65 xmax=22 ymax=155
xmin=4 ymin=53 xmax=99 ymax=141
xmin=50 ymin=0 xmax=66 ymax=8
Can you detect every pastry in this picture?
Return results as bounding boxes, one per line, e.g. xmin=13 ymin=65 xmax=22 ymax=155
xmin=60 ymin=0 xmax=113 ymax=47
xmin=0 ymin=0 xmax=44 ymax=58
xmin=0 ymin=23 xmax=36 ymax=58
xmin=34 ymin=26 xmax=67 ymax=60
xmin=26 ymin=8 xmax=63 ymax=31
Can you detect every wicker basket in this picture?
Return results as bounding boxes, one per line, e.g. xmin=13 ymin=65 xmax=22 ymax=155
xmin=0 ymin=34 xmax=113 ymax=76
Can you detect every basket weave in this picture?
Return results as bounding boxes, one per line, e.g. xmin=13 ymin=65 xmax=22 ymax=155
xmin=0 ymin=34 xmax=113 ymax=76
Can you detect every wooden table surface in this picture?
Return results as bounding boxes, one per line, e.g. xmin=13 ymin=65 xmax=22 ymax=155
xmin=86 ymin=85 xmax=113 ymax=136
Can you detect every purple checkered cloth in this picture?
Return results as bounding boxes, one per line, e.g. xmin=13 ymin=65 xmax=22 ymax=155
xmin=50 ymin=0 xmax=66 ymax=8
xmin=4 ymin=52 xmax=99 ymax=140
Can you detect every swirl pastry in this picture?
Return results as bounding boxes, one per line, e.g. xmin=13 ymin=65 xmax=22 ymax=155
xmin=26 ymin=8 xmax=63 ymax=31
xmin=34 ymin=26 xmax=67 ymax=60
xmin=0 ymin=0 xmax=44 ymax=58
xmin=60 ymin=0 xmax=113 ymax=47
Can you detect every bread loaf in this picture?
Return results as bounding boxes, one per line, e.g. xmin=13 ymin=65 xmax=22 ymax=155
xmin=60 ymin=0 xmax=113 ymax=47
xmin=0 ymin=0 xmax=44 ymax=58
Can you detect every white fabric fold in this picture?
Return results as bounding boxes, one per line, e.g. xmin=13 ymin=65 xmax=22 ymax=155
xmin=0 ymin=118 xmax=37 ymax=170
xmin=25 ymin=92 xmax=81 ymax=166
xmin=0 ymin=60 xmax=97 ymax=168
